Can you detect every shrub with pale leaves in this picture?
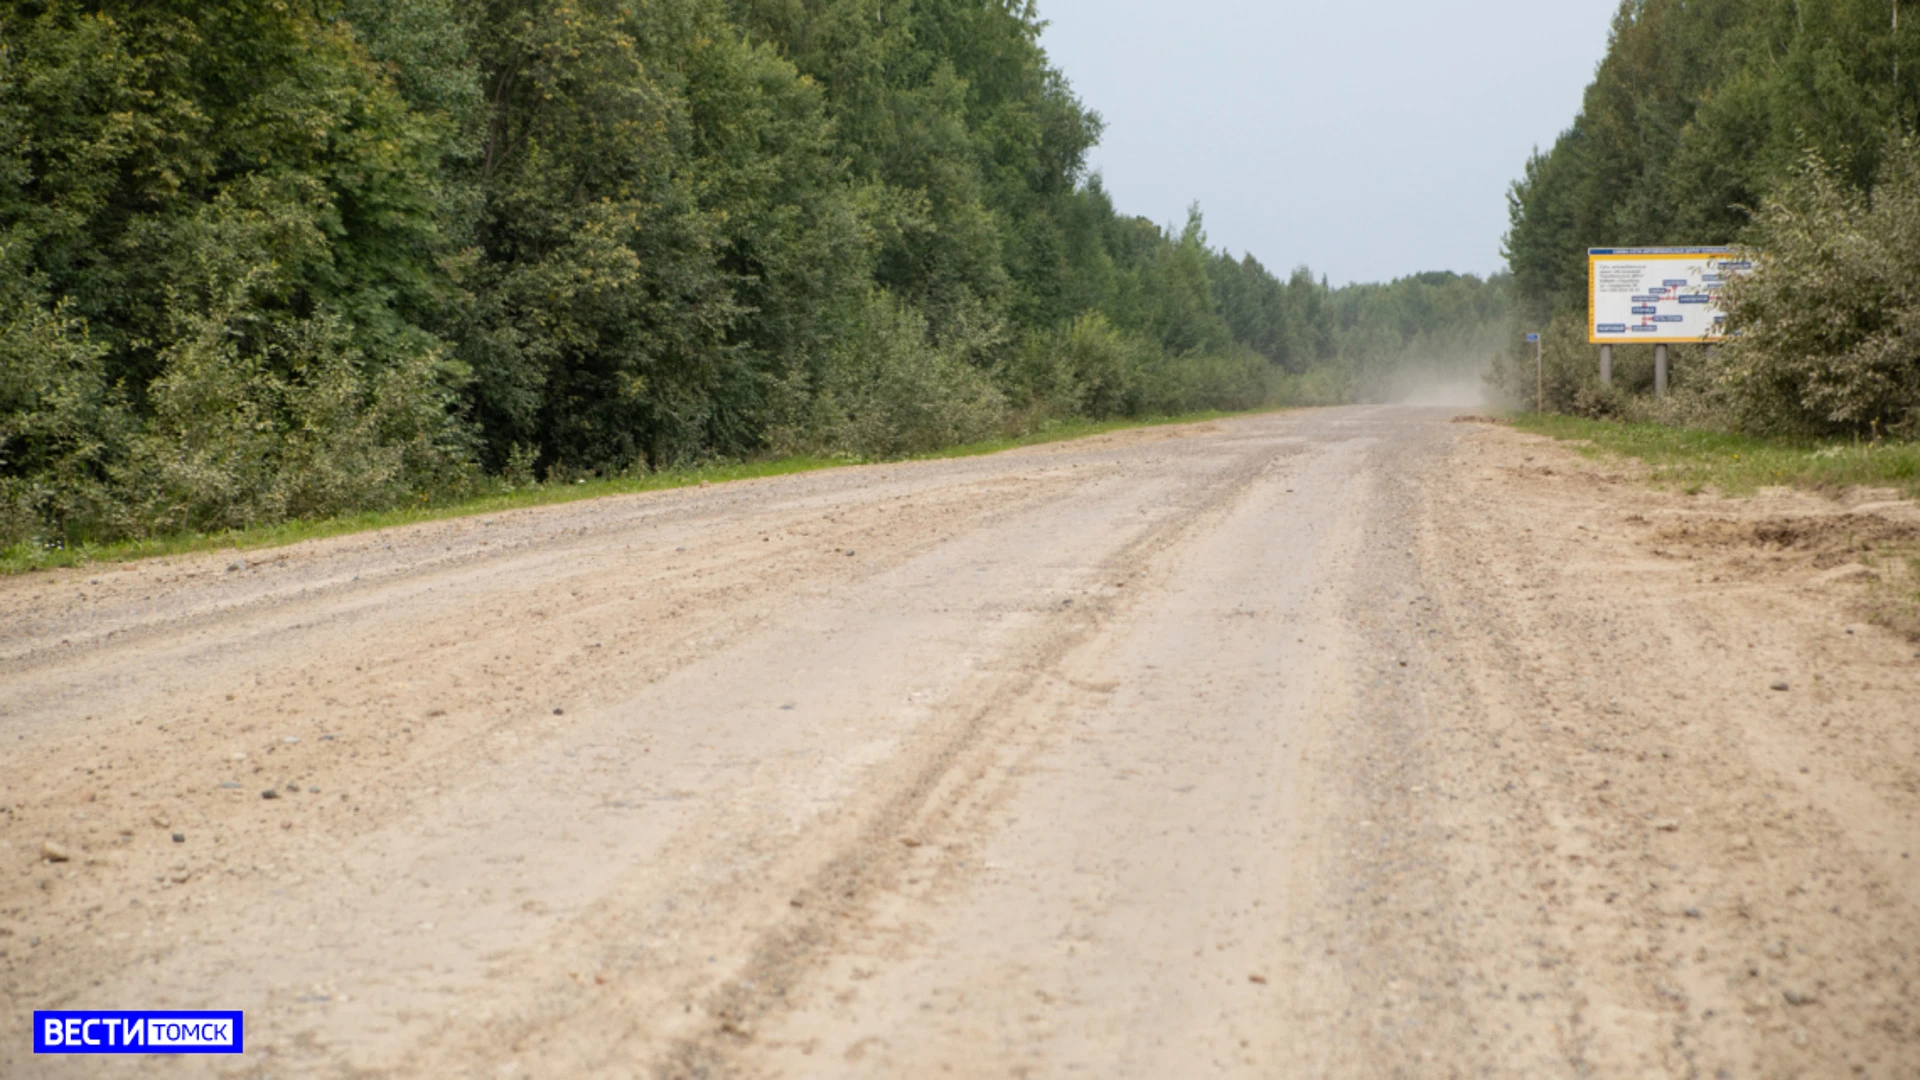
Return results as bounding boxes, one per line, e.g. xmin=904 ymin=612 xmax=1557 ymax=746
xmin=1713 ymin=142 xmax=1920 ymax=438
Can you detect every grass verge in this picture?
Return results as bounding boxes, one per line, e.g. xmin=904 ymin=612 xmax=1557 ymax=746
xmin=1510 ymin=414 xmax=1920 ymax=499
xmin=0 ymin=409 xmax=1257 ymax=576
xmin=1513 ymin=414 xmax=1920 ymax=641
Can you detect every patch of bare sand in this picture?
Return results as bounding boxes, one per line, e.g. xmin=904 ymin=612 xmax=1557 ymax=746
xmin=1400 ymin=423 xmax=1920 ymax=1077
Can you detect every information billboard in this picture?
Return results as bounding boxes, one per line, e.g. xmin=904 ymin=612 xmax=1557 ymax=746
xmin=1588 ymin=247 xmax=1745 ymax=345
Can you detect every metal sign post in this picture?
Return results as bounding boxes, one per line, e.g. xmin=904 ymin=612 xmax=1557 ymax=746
xmin=1599 ymin=344 xmax=1613 ymax=386
xmin=1527 ymin=333 xmax=1543 ymax=412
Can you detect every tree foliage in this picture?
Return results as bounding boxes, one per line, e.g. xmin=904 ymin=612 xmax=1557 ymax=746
xmin=1501 ymin=0 xmax=1920 ymax=428
xmin=1714 ymin=141 xmax=1920 ymax=437
xmin=2 ymin=0 xmax=1508 ymax=550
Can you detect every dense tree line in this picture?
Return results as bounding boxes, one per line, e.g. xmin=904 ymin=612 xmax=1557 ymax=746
xmin=1 ymin=0 xmax=1505 ymax=550
xmin=1500 ymin=0 xmax=1920 ymax=435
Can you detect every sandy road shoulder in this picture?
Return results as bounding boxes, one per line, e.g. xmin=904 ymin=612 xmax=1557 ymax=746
xmin=1385 ymin=421 xmax=1920 ymax=1077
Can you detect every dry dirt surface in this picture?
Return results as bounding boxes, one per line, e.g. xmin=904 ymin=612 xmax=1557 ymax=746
xmin=2 ymin=405 xmax=1918 ymax=1079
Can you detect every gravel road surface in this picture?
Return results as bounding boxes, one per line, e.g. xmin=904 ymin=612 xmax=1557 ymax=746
xmin=3 ymin=405 xmax=1916 ymax=1078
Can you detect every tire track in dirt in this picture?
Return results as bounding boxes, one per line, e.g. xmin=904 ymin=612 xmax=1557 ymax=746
xmin=520 ymin=434 xmax=1308 ymax=1078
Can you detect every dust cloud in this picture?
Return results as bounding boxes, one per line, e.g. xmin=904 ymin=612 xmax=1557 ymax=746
xmin=1366 ymin=358 xmax=1491 ymax=408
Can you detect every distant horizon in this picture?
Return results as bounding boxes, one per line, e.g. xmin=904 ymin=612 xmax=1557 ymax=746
xmin=1038 ymin=0 xmax=1620 ymax=287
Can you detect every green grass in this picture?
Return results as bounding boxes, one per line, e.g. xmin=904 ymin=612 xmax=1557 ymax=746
xmin=0 ymin=409 xmax=1259 ymax=576
xmin=1510 ymin=414 xmax=1920 ymax=498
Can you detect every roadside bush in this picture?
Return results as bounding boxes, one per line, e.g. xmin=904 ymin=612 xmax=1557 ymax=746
xmin=122 ymin=303 xmax=471 ymax=536
xmin=1268 ymin=365 xmax=1354 ymax=408
xmin=1002 ymin=313 xmax=1152 ymax=420
xmin=1136 ymin=347 xmax=1270 ymax=416
xmin=1713 ymin=142 xmax=1920 ymax=437
xmin=1063 ymin=315 xmax=1148 ymax=418
xmin=0 ymin=0 xmax=475 ymax=544
xmin=0 ymin=266 xmax=130 ymax=550
xmin=773 ymin=293 xmax=1007 ymax=458
xmin=100 ymin=188 xmax=475 ymax=537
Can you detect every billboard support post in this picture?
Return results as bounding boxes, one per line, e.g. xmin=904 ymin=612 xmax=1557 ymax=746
xmin=1654 ymin=344 xmax=1669 ymax=397
xmin=1525 ymin=333 xmax=1543 ymax=412
xmin=1600 ymin=344 xmax=1613 ymax=387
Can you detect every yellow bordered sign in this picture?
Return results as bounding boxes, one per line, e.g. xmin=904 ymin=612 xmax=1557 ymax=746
xmin=1588 ymin=248 xmax=1746 ymax=345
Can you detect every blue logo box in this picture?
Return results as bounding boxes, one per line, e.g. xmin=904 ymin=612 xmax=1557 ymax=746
xmin=34 ymin=1011 xmax=244 ymax=1054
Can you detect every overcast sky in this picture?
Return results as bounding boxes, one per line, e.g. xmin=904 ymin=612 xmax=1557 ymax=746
xmin=1037 ymin=1 xmax=1622 ymax=286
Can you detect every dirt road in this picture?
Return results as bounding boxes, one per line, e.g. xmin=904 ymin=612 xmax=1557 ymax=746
xmin=3 ymin=406 xmax=1917 ymax=1078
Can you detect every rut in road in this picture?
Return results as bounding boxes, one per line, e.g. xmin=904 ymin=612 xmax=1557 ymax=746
xmin=2 ymin=406 xmax=1917 ymax=1079
xmin=645 ymin=434 xmax=1305 ymax=1079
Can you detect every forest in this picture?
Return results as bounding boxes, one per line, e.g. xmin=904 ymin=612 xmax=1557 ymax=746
xmin=1500 ymin=0 xmax=1920 ymax=438
xmin=0 ymin=0 xmax=1507 ymax=552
